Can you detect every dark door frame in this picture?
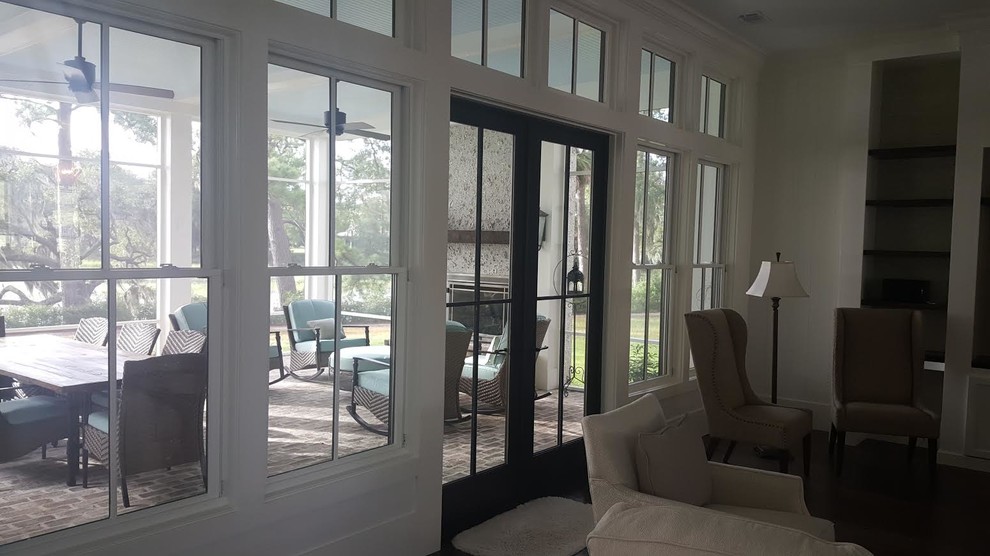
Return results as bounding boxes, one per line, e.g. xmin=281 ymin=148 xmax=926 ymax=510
xmin=443 ymin=97 xmax=610 ymax=538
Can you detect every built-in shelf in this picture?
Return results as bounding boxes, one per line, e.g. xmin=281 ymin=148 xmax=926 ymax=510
xmin=863 ymin=249 xmax=951 ymax=258
xmin=865 ymin=198 xmax=954 ymax=208
xmin=867 ymin=145 xmax=957 ymax=159
xmin=861 ymin=299 xmax=947 ymax=311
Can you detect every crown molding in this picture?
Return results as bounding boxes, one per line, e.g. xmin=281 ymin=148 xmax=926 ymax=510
xmin=619 ymin=0 xmax=765 ymax=69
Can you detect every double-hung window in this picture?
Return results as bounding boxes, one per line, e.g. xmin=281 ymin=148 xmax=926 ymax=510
xmin=628 ymin=149 xmax=674 ymax=385
xmin=266 ymin=60 xmax=403 ymax=476
xmin=692 ymin=161 xmax=726 ymax=312
xmin=0 ymin=3 xmax=216 ymax=545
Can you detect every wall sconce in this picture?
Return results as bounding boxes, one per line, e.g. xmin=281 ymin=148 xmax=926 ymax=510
xmin=538 ymin=210 xmax=549 ymax=250
xmin=566 ymin=256 xmax=585 ymax=294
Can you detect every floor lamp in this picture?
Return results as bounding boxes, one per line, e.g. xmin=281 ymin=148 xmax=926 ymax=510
xmin=745 ymin=253 xmax=808 ymax=404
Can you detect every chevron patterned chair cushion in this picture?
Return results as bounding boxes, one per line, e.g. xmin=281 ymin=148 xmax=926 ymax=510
xmin=118 ymin=322 xmax=161 ymax=355
xmin=74 ymin=317 xmax=109 ymax=346
xmin=162 ymin=330 xmax=207 ymax=355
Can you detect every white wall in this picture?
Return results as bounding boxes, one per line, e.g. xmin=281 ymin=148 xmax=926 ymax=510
xmin=749 ymin=26 xmax=990 ymax=462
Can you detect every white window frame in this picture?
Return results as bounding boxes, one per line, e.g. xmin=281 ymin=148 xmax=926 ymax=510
xmin=0 ymin=1 xmax=224 ymax=530
xmin=638 ymin=48 xmax=677 ymax=124
xmin=450 ymin=0 xmax=527 ymax=78
xmin=265 ymin=52 xmax=409 ymax=480
xmin=699 ymin=73 xmax=727 ymax=139
xmin=627 ymin=147 xmax=677 ymax=391
xmin=544 ymin=2 xmax=612 ymax=104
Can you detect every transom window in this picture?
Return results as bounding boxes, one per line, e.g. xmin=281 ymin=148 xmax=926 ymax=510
xmin=274 ymin=0 xmax=395 ymax=37
xmin=639 ymin=49 xmax=675 ymax=122
xmin=547 ymin=9 xmax=604 ymax=102
xmin=452 ymin=0 xmax=525 ymax=77
xmin=700 ymin=75 xmax=726 ymax=137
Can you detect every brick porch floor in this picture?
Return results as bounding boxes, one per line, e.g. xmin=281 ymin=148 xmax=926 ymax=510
xmin=0 ymin=375 xmax=586 ymax=547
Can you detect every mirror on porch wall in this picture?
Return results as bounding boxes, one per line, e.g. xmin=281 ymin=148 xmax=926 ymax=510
xmin=0 ymin=2 xmax=208 ymax=546
xmin=266 ymin=63 xmax=397 ymax=477
xmin=443 ymin=123 xmax=513 ymax=484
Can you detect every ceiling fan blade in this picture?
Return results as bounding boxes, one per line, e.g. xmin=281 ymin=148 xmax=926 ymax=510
xmin=340 ymin=121 xmax=373 ymax=131
xmin=345 ymin=129 xmax=391 ymax=141
xmin=0 ymin=79 xmax=66 ymax=85
xmin=270 ymin=118 xmax=325 ymax=129
xmin=100 ymin=82 xmax=175 ymax=99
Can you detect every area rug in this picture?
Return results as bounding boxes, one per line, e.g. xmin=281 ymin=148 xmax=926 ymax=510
xmin=452 ymin=496 xmax=594 ymax=556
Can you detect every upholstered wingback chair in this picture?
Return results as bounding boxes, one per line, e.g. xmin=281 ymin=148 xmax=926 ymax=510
xmin=582 ymin=395 xmax=835 ymax=541
xmin=831 ymin=308 xmax=940 ymax=477
xmin=684 ymin=309 xmax=812 ymax=476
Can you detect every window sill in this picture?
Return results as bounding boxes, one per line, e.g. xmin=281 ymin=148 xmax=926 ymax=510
xmin=265 ymin=444 xmax=415 ymax=503
xmin=628 ymin=376 xmax=697 ymax=402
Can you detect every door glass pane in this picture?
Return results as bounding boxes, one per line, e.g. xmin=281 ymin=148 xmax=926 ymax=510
xmin=537 ymin=144 xmax=592 ymax=297
xmin=443 ymin=305 xmax=476 ymax=484
xmin=480 ymin=129 xmax=513 ymax=289
xmin=487 ymin=0 xmax=523 ymax=76
xmin=267 ymin=64 xmax=331 ymax=268
xmin=651 ymin=55 xmax=674 ymax=122
xmin=534 ymin=298 xmax=560 ymax=453
xmin=452 ymin=0 xmax=484 ymax=65
xmin=562 ymin=298 xmax=586 ymax=445
xmin=548 ymin=10 xmax=574 ymax=93
xmin=567 ymin=147 xmax=593 ymax=293
xmin=335 ymin=81 xmax=392 ymax=267
xmin=337 ymin=0 xmax=393 ymax=37
xmin=574 ymin=22 xmax=603 ymax=101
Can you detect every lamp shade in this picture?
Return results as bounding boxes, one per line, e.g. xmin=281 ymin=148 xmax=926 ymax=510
xmin=746 ymin=261 xmax=809 ymax=298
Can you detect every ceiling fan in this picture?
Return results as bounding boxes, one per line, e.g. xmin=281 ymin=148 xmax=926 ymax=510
xmin=0 ymin=18 xmax=174 ymax=104
xmin=270 ymin=108 xmax=391 ymax=141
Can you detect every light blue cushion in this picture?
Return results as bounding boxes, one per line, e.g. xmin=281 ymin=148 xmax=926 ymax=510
xmin=356 ymin=369 xmax=391 ymax=396
xmin=337 ymin=345 xmax=391 ymax=372
xmin=91 ymin=391 xmax=109 ymax=408
xmin=294 ymin=337 xmax=368 ymax=353
xmin=461 ymin=363 xmax=501 ymax=382
xmin=286 ymin=299 xmax=336 ymax=343
xmin=87 ymin=410 xmax=110 ymax=433
xmin=174 ymin=302 xmax=208 ymax=331
xmin=446 ymin=320 xmax=470 ymax=332
xmin=0 ymin=396 xmax=67 ymax=425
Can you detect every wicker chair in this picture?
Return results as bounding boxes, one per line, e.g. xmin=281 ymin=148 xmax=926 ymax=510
xmin=75 ymin=317 xmax=110 ymax=346
xmin=0 ymin=392 xmax=68 ymax=463
xmin=444 ymin=321 xmax=473 ymax=422
xmin=162 ymin=330 xmax=208 ymax=355
xmin=282 ymin=300 xmax=370 ymax=381
xmin=118 ymin=322 xmax=161 ymax=355
xmin=81 ymin=353 xmax=208 ymax=507
xmin=458 ymin=315 xmax=551 ymax=412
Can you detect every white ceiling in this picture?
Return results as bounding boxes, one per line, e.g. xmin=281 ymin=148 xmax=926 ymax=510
xmin=676 ymin=0 xmax=990 ymax=52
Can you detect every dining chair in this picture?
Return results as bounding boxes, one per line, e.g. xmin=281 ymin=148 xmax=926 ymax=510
xmin=162 ymin=330 xmax=208 ymax=355
xmin=684 ymin=308 xmax=812 ymax=476
xmin=0 ymin=391 xmax=68 ymax=463
xmin=118 ymin=322 xmax=161 ymax=355
xmin=81 ymin=353 xmax=208 ymax=507
xmin=75 ymin=317 xmax=109 ymax=346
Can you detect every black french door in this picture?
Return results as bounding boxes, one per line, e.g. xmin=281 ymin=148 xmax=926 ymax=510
xmin=442 ymin=97 xmax=609 ymax=537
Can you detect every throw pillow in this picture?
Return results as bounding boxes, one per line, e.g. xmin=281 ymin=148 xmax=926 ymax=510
xmin=307 ymin=318 xmax=346 ymax=339
xmin=635 ymin=414 xmax=712 ymax=506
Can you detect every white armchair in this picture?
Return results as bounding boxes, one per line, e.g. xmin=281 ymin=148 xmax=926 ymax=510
xmin=582 ymin=395 xmax=833 ymax=540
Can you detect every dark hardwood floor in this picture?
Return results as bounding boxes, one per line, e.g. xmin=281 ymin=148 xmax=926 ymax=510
xmin=433 ymin=430 xmax=990 ymax=556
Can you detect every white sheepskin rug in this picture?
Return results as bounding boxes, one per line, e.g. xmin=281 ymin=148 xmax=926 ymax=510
xmin=451 ymin=496 xmax=594 ymax=556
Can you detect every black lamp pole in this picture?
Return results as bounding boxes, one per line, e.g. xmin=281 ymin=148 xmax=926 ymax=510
xmin=770 ymin=251 xmax=781 ymax=404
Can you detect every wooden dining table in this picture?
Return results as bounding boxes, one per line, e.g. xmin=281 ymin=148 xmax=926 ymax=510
xmin=0 ymin=334 xmax=148 ymax=486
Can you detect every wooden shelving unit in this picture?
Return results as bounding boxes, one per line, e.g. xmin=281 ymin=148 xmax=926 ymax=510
xmin=861 ymin=54 xmax=960 ymax=363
